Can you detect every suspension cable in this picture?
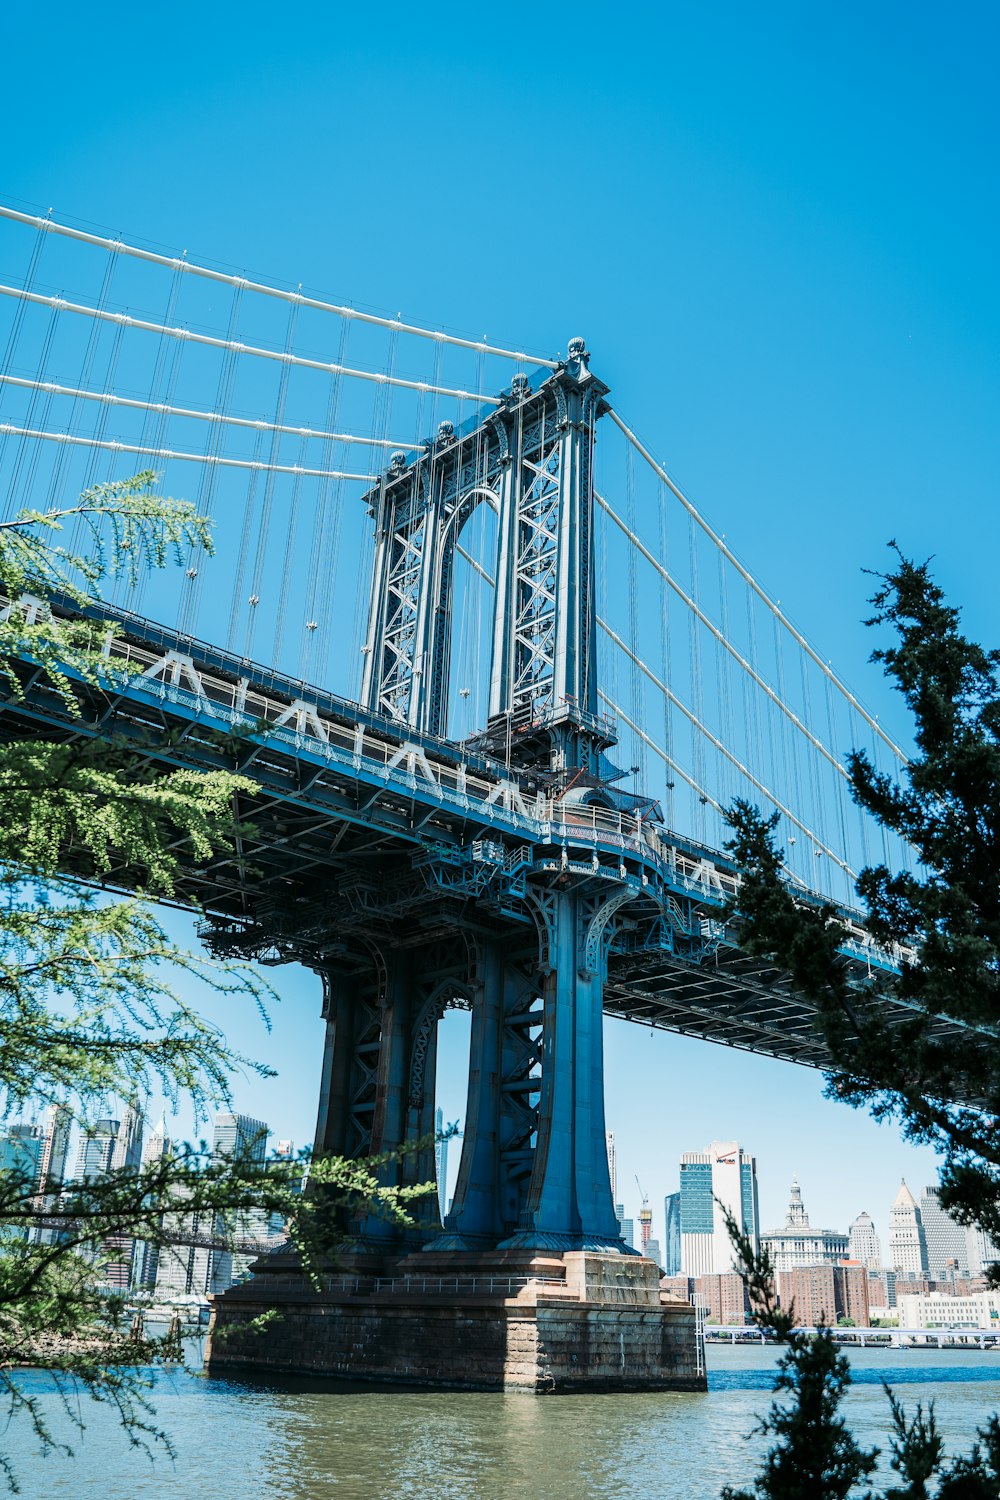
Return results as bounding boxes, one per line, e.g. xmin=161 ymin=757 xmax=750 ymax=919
xmin=597 ymin=492 xmax=850 ymax=779
xmin=0 ymin=374 xmax=414 ymax=450
xmin=0 ymin=422 xmax=373 ymax=479
xmin=606 ymin=406 xmax=909 ymax=765
xmin=598 ymin=692 xmax=723 ymax=812
xmin=0 ymin=284 xmax=499 ymax=404
xmin=600 ymin=619 xmax=855 ymax=874
xmin=454 ymin=532 xmax=856 ymax=874
xmin=0 ymin=204 xmax=557 ymax=367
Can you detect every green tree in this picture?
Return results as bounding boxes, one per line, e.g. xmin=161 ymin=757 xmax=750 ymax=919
xmin=726 ymin=547 xmax=1000 ymax=1258
xmin=0 ymin=475 xmax=432 ymax=1491
xmin=720 ymin=1210 xmax=879 ymax=1500
xmin=721 ymin=549 xmax=1000 ymax=1497
xmin=721 ymin=1213 xmax=1000 ymax=1499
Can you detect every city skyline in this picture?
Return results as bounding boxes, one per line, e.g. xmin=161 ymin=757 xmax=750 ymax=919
xmin=3 ymin=1061 xmax=944 ymax=1273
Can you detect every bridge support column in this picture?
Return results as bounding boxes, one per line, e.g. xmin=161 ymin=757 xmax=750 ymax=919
xmin=311 ymin=948 xmax=425 ymax=1247
xmin=434 ymin=938 xmax=540 ymax=1248
xmin=498 ymin=885 xmax=625 ymax=1251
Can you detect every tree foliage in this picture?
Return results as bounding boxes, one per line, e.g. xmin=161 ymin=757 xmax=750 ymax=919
xmin=722 ymin=1211 xmax=1000 ymax=1499
xmin=726 ymin=547 xmax=1000 ymax=1254
xmin=722 ymin=549 xmax=1000 ymax=1497
xmin=0 ymin=475 xmax=433 ymax=1491
xmin=720 ymin=1209 xmax=879 ymax=1500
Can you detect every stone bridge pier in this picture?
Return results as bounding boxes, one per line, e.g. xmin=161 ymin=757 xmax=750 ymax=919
xmin=207 ymin=872 xmax=703 ymax=1392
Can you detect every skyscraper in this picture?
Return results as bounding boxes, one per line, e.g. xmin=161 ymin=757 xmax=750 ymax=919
xmin=606 ymin=1132 xmax=617 ymax=1203
xmin=37 ymin=1104 xmax=71 ymax=1193
xmin=205 ymin=1111 xmax=272 ymax=1297
xmin=74 ymin=1119 xmax=119 ymax=1182
xmin=0 ymin=1124 xmax=43 ymax=1184
xmin=848 ymin=1212 xmax=883 ymax=1271
xmin=679 ymin=1141 xmax=759 ymax=1277
xmin=889 ymin=1180 xmax=928 ymax=1276
xmin=154 ymin=1110 xmax=271 ymax=1302
xmin=435 ymin=1106 xmax=449 ymax=1220
xmin=111 ymin=1103 xmax=143 ymax=1173
xmin=142 ymin=1116 xmax=171 ymax=1167
xmin=761 ymin=1178 xmax=847 ymax=1272
xmin=153 ymin=1203 xmax=213 ymax=1300
xmin=135 ymin=1117 xmax=172 ymax=1291
xmin=663 ymin=1192 xmax=681 ymax=1277
xmin=967 ymin=1226 xmax=1000 ymax=1278
xmin=212 ymin=1113 xmax=269 ymax=1164
xmin=615 ymin=1202 xmax=635 ymax=1250
xmin=919 ymin=1187 xmax=969 ymax=1278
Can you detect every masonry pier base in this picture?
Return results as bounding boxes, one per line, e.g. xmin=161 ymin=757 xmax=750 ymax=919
xmin=205 ymin=1250 xmax=705 ymax=1393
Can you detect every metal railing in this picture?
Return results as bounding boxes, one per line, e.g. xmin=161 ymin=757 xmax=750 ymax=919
xmin=320 ymin=1272 xmax=566 ymax=1297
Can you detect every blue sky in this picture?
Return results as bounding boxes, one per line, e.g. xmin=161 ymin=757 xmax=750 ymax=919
xmin=3 ymin=2 xmax=998 ymax=1248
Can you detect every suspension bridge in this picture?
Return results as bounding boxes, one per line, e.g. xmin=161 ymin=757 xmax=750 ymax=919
xmin=0 ymin=200 xmax=939 ymax=1387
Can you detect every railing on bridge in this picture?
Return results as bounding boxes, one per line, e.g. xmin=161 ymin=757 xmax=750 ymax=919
xmin=5 ymin=587 xmax=914 ymax=983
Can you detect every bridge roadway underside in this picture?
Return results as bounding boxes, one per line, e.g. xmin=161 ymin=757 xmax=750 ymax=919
xmin=0 ymin=605 xmax=903 ymax=1074
xmin=0 ymin=630 xmax=863 ymax=1080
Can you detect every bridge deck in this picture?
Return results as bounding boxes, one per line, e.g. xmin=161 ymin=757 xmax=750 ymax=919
xmin=0 ymin=596 xmax=970 ymax=1073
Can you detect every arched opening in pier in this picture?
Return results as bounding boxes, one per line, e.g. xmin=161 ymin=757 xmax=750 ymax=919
xmin=446 ymin=494 xmax=498 ymax=743
xmin=433 ymin=1002 xmax=472 ymax=1223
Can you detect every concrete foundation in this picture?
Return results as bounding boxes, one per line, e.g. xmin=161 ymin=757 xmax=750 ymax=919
xmin=205 ymin=1250 xmax=705 ymax=1393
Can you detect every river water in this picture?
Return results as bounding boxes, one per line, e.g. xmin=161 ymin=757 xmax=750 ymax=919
xmin=10 ymin=1344 xmax=1000 ymax=1499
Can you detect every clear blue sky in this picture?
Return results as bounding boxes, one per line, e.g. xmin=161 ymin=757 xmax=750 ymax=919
xmin=4 ymin=2 xmax=998 ymax=1249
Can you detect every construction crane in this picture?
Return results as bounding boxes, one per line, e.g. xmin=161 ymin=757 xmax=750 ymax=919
xmin=635 ymin=1174 xmax=652 ymax=1253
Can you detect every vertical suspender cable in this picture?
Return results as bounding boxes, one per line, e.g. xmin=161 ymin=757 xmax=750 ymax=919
xmin=315 ymin=317 xmax=353 ymax=689
xmin=0 ymin=216 xmax=48 ymax=489
xmin=826 ymin=674 xmax=851 ymax=900
xmin=126 ymin=257 xmax=188 ymax=617
xmin=625 ymin=442 xmax=645 ymax=790
xmin=7 ymin=305 xmax=59 ymax=512
xmin=717 ymin=548 xmax=735 ymax=810
xmin=48 ymin=247 xmax=120 ymax=524
xmin=243 ymin=299 xmax=300 ymax=659
xmin=688 ymin=512 xmax=707 ymax=842
xmin=349 ymin=329 xmax=397 ymax=697
xmin=271 ymin=434 xmax=308 ymax=669
xmin=227 ymin=424 xmax=266 ymax=652
xmin=180 ymin=283 xmax=245 ymax=636
xmin=656 ymin=475 xmax=675 ymax=830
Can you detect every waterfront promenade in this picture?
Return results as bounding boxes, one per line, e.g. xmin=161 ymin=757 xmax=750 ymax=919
xmin=706 ymin=1324 xmax=1000 ymax=1349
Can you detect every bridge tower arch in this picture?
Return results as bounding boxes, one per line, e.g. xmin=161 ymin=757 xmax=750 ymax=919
xmin=359 ymin=339 xmax=610 ymax=768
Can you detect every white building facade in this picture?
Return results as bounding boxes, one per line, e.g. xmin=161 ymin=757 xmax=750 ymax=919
xmin=848 ymin=1212 xmax=883 ymax=1271
xmin=761 ymin=1177 xmax=848 ymax=1273
xmin=889 ymin=1180 xmax=928 ymax=1276
xmin=967 ymin=1226 xmax=1000 ymax=1278
xmin=897 ymin=1291 xmax=1000 ymax=1330
xmin=680 ymin=1141 xmax=759 ymax=1277
xmin=919 ymin=1187 xmax=969 ymax=1278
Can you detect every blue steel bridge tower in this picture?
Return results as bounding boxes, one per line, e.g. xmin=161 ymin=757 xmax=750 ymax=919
xmin=314 ymin=338 xmax=642 ymax=1253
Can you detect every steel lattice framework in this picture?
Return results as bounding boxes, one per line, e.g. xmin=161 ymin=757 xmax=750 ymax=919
xmin=362 ymin=343 xmax=606 ymax=752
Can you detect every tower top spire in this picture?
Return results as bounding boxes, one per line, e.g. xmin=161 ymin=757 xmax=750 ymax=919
xmin=784 ymin=1175 xmax=810 ymax=1228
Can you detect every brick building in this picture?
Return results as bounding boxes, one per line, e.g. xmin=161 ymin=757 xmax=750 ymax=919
xmin=777 ymin=1261 xmax=870 ymax=1326
xmin=659 ymin=1272 xmax=748 ymax=1324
